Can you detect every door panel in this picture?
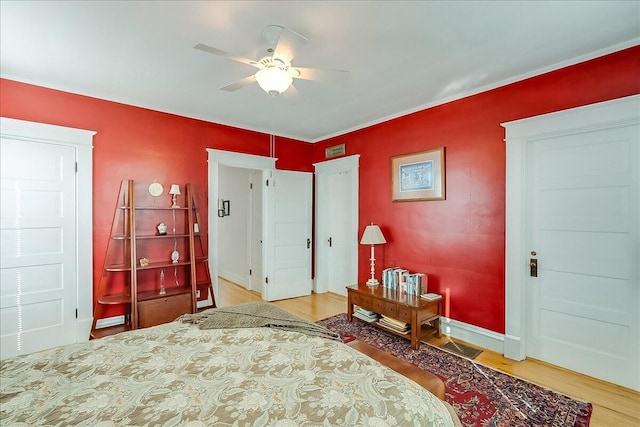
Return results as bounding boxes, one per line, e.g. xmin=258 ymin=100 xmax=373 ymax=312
xmin=263 ymin=170 xmax=312 ymax=301
xmin=526 ymin=123 xmax=639 ymax=388
xmin=0 ymin=138 xmax=77 ymax=359
xmin=315 ymin=156 xmax=359 ymax=296
xmin=325 ymin=170 xmax=355 ymax=295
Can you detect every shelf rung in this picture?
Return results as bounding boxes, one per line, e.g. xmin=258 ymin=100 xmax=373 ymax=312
xmin=98 ymin=294 xmax=132 ymax=304
xmin=105 ymin=264 xmax=131 ymax=272
xmin=138 ymin=287 xmax=191 ymax=302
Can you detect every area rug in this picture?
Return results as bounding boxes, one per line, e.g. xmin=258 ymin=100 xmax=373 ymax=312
xmin=317 ymin=314 xmax=592 ymax=427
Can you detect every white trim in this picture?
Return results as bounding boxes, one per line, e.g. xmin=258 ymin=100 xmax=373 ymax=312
xmin=313 ymin=154 xmax=360 ymax=173
xmin=0 ymin=117 xmax=95 ymax=343
xmin=438 ymin=317 xmax=505 ymax=354
xmin=207 ymin=149 xmax=277 ymax=301
xmin=501 ymin=94 xmax=640 ymax=362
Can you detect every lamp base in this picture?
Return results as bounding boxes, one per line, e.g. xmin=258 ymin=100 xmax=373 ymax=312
xmin=366 ymin=278 xmax=379 ymax=287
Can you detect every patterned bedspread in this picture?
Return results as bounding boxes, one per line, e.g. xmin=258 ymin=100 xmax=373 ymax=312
xmin=1 ymin=321 xmax=457 ymax=426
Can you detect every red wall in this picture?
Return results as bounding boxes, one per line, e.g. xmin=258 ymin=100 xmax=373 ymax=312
xmin=312 ymin=45 xmax=640 ymax=333
xmin=1 ymin=45 xmax=638 ymax=334
xmin=0 ymin=79 xmax=311 ymax=311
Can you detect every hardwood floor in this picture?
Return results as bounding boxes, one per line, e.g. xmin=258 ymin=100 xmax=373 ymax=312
xmin=216 ymin=279 xmax=640 ymax=427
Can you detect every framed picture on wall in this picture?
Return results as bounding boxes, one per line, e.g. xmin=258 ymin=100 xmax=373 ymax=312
xmin=391 ymin=147 xmax=445 ymax=202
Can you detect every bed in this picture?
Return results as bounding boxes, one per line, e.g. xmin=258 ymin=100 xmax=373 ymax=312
xmin=1 ymin=302 xmax=460 ymax=426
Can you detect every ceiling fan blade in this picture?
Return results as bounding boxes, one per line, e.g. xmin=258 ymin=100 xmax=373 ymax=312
xmin=282 ymin=83 xmax=304 ymax=104
xmin=220 ymin=75 xmax=257 ymax=92
xmin=194 ymin=43 xmax=259 ymax=68
xmin=272 ymin=27 xmax=307 ymax=63
xmin=292 ymin=67 xmax=349 ymax=83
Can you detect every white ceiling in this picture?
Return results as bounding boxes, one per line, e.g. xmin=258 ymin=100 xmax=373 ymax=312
xmin=1 ymin=1 xmax=638 ymax=143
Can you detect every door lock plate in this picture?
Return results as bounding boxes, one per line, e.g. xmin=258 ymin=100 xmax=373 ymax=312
xmin=530 ymin=258 xmax=538 ymax=277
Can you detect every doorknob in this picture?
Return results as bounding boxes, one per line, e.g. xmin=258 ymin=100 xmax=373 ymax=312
xmin=307 ymin=238 xmax=311 ymax=249
xmin=530 ymin=258 xmax=538 ymax=277
xmin=328 ymin=237 xmax=332 ymax=247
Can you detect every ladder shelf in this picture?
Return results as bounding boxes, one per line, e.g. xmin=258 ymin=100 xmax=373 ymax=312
xmin=90 ymin=180 xmax=215 ymax=339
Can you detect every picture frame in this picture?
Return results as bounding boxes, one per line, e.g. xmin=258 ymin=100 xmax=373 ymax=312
xmin=391 ymin=147 xmax=445 ymax=202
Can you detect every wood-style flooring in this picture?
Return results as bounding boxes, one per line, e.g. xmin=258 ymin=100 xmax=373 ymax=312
xmin=216 ymin=279 xmax=640 ymax=427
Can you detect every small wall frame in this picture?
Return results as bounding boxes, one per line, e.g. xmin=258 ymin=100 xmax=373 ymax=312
xmin=391 ymin=147 xmax=445 ymax=202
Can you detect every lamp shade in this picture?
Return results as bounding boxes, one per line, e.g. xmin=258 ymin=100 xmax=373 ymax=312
xmin=168 ymin=184 xmax=181 ymax=195
xmin=255 ymin=67 xmax=293 ymax=95
xmin=360 ymin=224 xmax=386 ymax=245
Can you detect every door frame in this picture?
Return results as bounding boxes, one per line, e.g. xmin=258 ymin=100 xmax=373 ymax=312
xmin=248 ymin=170 xmax=263 ymax=294
xmin=207 ymin=149 xmax=276 ymax=301
xmin=0 ymin=117 xmax=95 ymax=342
xmin=502 ymin=94 xmax=640 ymax=361
xmin=313 ymin=154 xmax=360 ymax=294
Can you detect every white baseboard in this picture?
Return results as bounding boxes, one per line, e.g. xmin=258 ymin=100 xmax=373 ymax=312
xmin=503 ymin=334 xmax=526 ymax=360
xmin=219 ymin=271 xmax=247 ymax=289
xmin=439 ymin=316 xmax=504 ymax=354
xmin=95 ymin=315 xmax=125 ymax=329
xmin=198 ymin=294 xmax=214 ymax=309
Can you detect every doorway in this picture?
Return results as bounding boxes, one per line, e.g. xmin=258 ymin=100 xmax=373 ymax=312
xmin=207 ymin=150 xmax=313 ymax=302
xmin=217 ymin=165 xmax=262 ymax=293
xmin=208 ymin=150 xmax=276 ymax=302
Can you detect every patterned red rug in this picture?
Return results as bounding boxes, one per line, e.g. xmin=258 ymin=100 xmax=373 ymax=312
xmin=317 ymin=314 xmax=592 ymax=427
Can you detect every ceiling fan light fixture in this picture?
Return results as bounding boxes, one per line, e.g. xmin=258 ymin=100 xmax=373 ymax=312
xmin=255 ymin=66 xmax=293 ymax=96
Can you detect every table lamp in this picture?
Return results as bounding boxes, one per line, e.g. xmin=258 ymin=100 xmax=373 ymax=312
xmin=360 ymin=223 xmax=386 ymax=286
xmin=169 ymin=184 xmax=181 ymax=208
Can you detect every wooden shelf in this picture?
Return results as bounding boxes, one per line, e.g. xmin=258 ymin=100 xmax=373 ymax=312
xmin=98 ymin=294 xmax=132 ymax=304
xmin=105 ymin=264 xmax=131 ymax=272
xmin=111 ymin=235 xmax=131 ymax=240
xmin=137 ymin=260 xmax=191 ymax=270
xmin=138 ymin=287 xmax=191 ymax=302
xmin=136 ymin=234 xmax=190 ymax=239
xmin=135 ymin=206 xmax=188 ymax=211
xmin=90 ymin=180 xmax=215 ymax=339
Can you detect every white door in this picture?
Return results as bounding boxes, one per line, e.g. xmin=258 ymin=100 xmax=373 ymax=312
xmin=526 ymin=122 xmax=639 ymax=389
xmin=315 ymin=155 xmax=359 ymax=296
xmin=0 ymin=138 xmax=77 ymax=359
xmin=262 ymin=170 xmax=313 ymax=301
xmin=249 ymin=171 xmax=263 ymax=294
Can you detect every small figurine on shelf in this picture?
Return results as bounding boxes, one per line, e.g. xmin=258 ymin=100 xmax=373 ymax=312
xmin=159 ymin=269 xmax=166 ymax=295
xmin=157 ymin=223 xmax=167 ymax=235
xmin=171 ymin=250 xmax=179 ymax=264
xmin=139 ymin=258 xmax=149 ymax=267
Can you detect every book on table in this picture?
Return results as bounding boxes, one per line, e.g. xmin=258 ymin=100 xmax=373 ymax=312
xmin=378 ymin=315 xmax=410 ymax=332
xmin=353 ymin=308 xmax=380 ymax=323
xmin=420 ymin=293 xmax=442 ymax=301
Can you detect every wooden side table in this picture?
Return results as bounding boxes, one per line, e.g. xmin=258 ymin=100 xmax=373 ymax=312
xmin=347 ymin=283 xmax=442 ymax=350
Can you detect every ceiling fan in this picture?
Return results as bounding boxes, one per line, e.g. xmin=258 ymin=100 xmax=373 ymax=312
xmin=194 ymin=25 xmax=348 ymax=100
